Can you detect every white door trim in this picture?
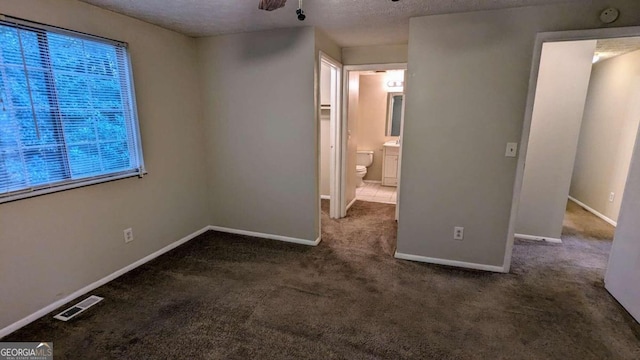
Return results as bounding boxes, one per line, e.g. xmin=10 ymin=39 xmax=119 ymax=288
xmin=502 ymin=26 xmax=640 ymax=273
xmin=396 ymin=69 xmax=408 ymax=221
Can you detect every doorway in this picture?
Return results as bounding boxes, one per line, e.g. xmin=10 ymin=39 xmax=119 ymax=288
xmin=504 ymin=26 xmax=640 ymax=323
xmin=341 ymin=63 xmax=407 ymax=221
xmin=319 ymin=62 xmax=406 ymax=253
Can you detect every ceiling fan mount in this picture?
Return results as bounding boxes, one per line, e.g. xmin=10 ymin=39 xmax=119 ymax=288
xmin=259 ymin=0 xmax=306 ymax=21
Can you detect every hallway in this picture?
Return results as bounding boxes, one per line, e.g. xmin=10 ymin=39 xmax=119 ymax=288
xmin=563 ymin=199 xmax=615 ymax=241
xmin=512 ymin=199 xmax=615 ymax=273
xmin=320 ymin=199 xmax=397 ymax=255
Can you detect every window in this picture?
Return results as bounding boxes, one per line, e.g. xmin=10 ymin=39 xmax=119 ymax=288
xmin=0 ymin=16 xmax=144 ymax=203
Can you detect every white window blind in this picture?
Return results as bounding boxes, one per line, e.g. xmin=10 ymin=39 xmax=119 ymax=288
xmin=0 ymin=16 xmax=144 ymax=203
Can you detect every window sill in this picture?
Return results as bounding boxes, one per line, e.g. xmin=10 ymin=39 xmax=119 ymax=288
xmin=0 ymin=170 xmax=146 ymax=205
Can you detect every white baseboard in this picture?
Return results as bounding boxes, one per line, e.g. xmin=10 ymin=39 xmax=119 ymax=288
xmin=208 ymin=225 xmax=321 ymax=246
xmin=320 ymin=195 xmax=331 ymax=200
xmin=514 ymin=233 xmax=563 ymax=244
xmin=346 ymin=197 xmax=357 ymax=211
xmin=0 ymin=226 xmax=211 ymax=339
xmin=394 ymin=252 xmax=507 ymax=273
xmin=568 ymin=196 xmax=617 ymax=227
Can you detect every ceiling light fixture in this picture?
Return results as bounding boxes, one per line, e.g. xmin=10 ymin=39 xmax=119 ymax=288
xmin=385 ymin=70 xmax=405 ymax=92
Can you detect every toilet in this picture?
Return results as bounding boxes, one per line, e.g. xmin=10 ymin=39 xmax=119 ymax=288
xmin=356 ymin=150 xmax=374 ymax=187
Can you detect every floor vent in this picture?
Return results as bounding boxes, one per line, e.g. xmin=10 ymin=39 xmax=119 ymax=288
xmin=54 ymin=295 xmax=103 ymax=321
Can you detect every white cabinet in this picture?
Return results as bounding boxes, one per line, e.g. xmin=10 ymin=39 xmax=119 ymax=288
xmin=382 ymin=145 xmax=399 ymax=186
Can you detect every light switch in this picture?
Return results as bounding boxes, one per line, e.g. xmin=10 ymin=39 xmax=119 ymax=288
xmin=505 ymin=143 xmax=518 ymax=157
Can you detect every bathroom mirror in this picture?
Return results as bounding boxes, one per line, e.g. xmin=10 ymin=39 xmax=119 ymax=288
xmin=386 ymin=92 xmax=404 ymax=137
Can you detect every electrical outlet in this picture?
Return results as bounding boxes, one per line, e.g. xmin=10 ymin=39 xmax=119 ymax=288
xmin=124 ymin=228 xmax=134 ymax=243
xmin=454 ymin=226 xmax=464 ymax=240
xmin=609 ymin=192 xmax=615 ymax=202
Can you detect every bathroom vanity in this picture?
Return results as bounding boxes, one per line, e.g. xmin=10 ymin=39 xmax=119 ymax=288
xmin=382 ymin=141 xmax=400 ymax=186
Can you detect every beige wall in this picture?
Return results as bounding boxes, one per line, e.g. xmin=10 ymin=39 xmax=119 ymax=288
xmin=516 ymin=40 xmax=596 ymax=239
xmin=0 ymin=0 xmax=210 ymax=330
xmin=315 ymin=29 xmax=342 ymax=64
xmin=570 ymin=49 xmax=640 ymax=223
xmin=398 ymin=1 xmax=640 ymax=268
xmin=342 ymin=44 xmax=408 ymax=65
xmin=357 ymin=74 xmax=399 ymax=181
xmin=198 ymin=27 xmax=318 ymax=242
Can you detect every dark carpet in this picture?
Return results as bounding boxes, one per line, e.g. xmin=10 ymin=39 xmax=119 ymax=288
xmin=4 ymin=200 xmax=639 ymax=359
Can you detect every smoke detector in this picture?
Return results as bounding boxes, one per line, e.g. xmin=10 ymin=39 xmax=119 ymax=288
xmin=600 ymin=8 xmax=620 ymax=24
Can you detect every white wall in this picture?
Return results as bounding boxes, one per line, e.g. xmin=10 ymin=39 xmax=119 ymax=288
xmin=197 ymin=27 xmax=318 ymax=242
xmin=357 ymin=74 xmax=399 ymax=181
xmin=570 ymin=49 xmax=640 ymax=223
xmin=342 ymin=44 xmax=408 ymax=65
xmin=320 ymin=63 xmax=332 ymax=105
xmin=398 ymin=1 xmax=640 ymax=268
xmin=0 ymin=0 xmax=209 ymax=330
xmin=605 ymin=124 xmax=640 ymax=322
xmin=516 ymin=40 xmax=596 ymax=239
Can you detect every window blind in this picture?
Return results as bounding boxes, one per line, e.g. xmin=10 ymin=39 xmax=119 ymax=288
xmin=0 ymin=16 xmax=144 ymax=203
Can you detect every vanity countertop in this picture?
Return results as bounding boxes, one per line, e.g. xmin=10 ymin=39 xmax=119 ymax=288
xmin=384 ymin=140 xmax=400 ymax=148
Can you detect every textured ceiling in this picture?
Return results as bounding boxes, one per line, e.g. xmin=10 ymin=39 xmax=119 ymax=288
xmin=80 ymin=0 xmax=580 ymax=47
xmin=595 ymin=37 xmax=640 ymax=62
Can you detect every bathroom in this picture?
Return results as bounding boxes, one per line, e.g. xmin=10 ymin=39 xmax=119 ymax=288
xmin=353 ymin=69 xmax=404 ymax=204
xmin=319 ymin=63 xmax=405 ymax=209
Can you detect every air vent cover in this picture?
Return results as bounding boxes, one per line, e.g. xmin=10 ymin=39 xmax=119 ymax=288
xmin=54 ymin=295 xmax=103 ymax=321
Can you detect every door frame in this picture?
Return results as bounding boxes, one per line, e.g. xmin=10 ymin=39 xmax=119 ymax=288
xmin=341 ymin=63 xmax=408 ymax=218
xmin=319 ymin=52 xmax=343 ymax=219
xmin=502 ymin=26 xmax=640 ymax=273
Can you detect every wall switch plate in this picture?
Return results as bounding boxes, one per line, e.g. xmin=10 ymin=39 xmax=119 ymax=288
xmin=124 ymin=228 xmax=134 ymax=243
xmin=454 ymin=226 xmax=464 ymax=240
xmin=609 ymin=192 xmax=615 ymax=202
xmin=505 ymin=143 xmax=518 ymax=158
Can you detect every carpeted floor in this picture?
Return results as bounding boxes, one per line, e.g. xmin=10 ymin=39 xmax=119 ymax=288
xmin=563 ymin=199 xmax=616 ymax=240
xmin=3 ymin=200 xmax=639 ymax=359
